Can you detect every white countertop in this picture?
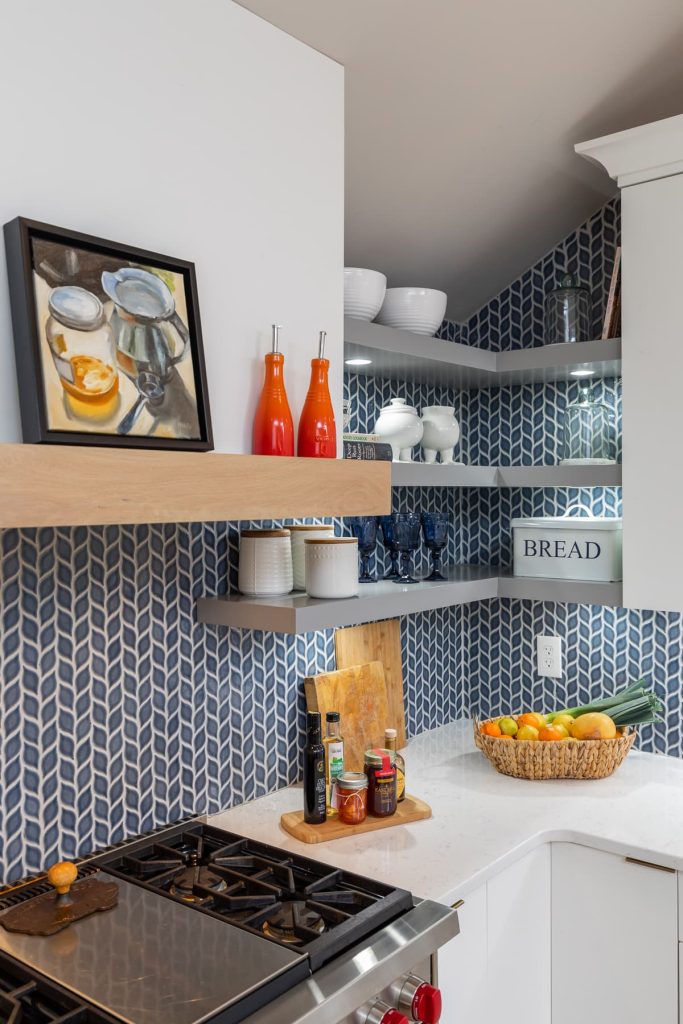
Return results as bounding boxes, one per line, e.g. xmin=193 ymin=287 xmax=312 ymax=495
xmin=208 ymin=720 xmax=683 ymax=906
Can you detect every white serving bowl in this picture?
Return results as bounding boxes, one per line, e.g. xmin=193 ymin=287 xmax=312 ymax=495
xmin=375 ymin=287 xmax=448 ymax=336
xmin=344 ymin=268 xmax=387 ymax=321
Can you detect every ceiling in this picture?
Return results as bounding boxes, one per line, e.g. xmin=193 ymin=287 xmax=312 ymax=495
xmin=238 ymin=0 xmax=683 ymax=321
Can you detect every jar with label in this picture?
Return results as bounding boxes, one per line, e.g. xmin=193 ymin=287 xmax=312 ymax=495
xmin=384 ymin=728 xmax=405 ymax=802
xmin=364 ymin=748 xmax=397 ymax=818
xmin=323 ymin=711 xmax=344 ymax=812
xmin=336 ymin=772 xmax=368 ymax=825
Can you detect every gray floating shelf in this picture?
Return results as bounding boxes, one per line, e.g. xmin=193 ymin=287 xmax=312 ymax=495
xmin=198 ymin=566 xmax=622 ymax=634
xmin=344 ymin=317 xmax=621 ymax=390
xmin=391 ymin=463 xmax=622 ymax=488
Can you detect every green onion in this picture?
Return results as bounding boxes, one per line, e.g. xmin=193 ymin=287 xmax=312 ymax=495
xmin=545 ymin=681 xmax=662 ymax=728
xmin=546 ymin=681 xmax=647 ymax=722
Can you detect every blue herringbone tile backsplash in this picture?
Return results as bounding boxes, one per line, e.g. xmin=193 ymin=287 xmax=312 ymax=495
xmin=2 ymin=195 xmax=678 ymax=884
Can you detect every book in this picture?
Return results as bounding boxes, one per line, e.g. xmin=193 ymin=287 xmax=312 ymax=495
xmin=601 ymin=247 xmax=621 ymax=339
xmin=343 ymin=440 xmax=393 ymax=461
xmin=343 ymin=432 xmax=382 ymax=443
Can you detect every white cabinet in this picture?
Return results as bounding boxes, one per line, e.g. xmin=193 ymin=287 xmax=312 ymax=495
xmin=487 ymin=845 xmax=551 ymax=1024
xmin=552 ymin=843 xmax=678 ymax=1024
xmin=438 ymin=846 xmax=551 ymax=1024
xmin=577 ymin=114 xmax=683 ymax=612
xmin=438 ymin=884 xmax=487 ymax=1024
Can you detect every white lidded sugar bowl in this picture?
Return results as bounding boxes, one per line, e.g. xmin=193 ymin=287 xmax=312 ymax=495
xmin=372 ymin=398 xmax=424 ymax=462
xmin=419 ymin=406 xmax=461 ymax=465
xmin=238 ymin=529 xmax=293 ymax=596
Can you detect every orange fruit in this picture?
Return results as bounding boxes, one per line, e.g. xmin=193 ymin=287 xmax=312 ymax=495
xmin=517 ymin=712 xmax=545 ymax=731
xmin=538 ymin=725 xmax=564 ymax=741
xmin=481 ymin=721 xmax=502 ymax=737
xmin=497 ymin=734 xmax=514 ymax=740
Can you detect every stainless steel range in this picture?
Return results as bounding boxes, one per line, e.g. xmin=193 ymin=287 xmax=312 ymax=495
xmin=0 ymin=820 xmax=459 ymax=1024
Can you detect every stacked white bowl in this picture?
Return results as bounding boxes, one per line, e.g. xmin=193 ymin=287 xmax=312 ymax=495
xmin=375 ymin=287 xmax=448 ymax=336
xmin=344 ymin=268 xmax=387 ymax=321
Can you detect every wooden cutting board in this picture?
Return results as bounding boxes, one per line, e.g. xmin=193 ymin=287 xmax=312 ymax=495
xmin=281 ymin=795 xmax=431 ymax=844
xmin=334 ymin=620 xmax=406 ymax=748
xmin=304 ymin=661 xmax=389 ymax=771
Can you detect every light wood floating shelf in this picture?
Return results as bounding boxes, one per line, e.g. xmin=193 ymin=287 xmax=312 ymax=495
xmin=0 ymin=444 xmax=391 ymax=528
xmin=391 ymin=463 xmax=623 ymax=488
xmin=344 ymin=318 xmax=622 ymax=389
xmin=198 ymin=566 xmax=622 ymax=634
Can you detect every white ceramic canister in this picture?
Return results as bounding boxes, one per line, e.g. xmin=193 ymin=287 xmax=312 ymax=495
xmin=238 ymin=529 xmax=293 ymax=596
xmin=305 ymin=537 xmax=359 ymax=599
xmin=288 ymin=524 xmax=336 ymax=590
xmin=420 ymin=406 xmax=461 ymax=464
xmin=372 ymin=397 xmax=424 ymax=462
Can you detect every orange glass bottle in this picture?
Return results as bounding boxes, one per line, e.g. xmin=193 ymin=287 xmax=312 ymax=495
xmin=252 ymin=324 xmax=294 ymax=456
xmin=297 ymin=331 xmax=337 ymax=458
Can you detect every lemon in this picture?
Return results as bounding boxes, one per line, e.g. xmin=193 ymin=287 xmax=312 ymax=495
xmin=499 ymin=716 xmax=518 ymax=737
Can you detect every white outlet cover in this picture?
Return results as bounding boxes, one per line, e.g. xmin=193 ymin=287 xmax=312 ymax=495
xmin=537 ymin=634 xmax=563 ymax=678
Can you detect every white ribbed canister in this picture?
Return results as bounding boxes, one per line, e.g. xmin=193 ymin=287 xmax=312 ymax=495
xmin=288 ymin=524 xmax=336 ymax=590
xmin=305 ymin=537 xmax=359 ymax=599
xmin=238 ymin=529 xmax=293 ymax=596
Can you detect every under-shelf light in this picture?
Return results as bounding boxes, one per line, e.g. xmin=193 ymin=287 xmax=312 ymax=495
xmin=345 ymin=357 xmax=373 ymax=366
xmin=570 ymin=369 xmax=596 ymax=378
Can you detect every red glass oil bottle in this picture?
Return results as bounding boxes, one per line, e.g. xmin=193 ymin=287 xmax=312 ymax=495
xmin=297 ymin=330 xmax=337 ymax=458
xmin=252 ymin=324 xmax=294 ymax=456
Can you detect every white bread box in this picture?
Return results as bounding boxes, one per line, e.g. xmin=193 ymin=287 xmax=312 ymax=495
xmin=512 ymin=509 xmax=622 ymax=582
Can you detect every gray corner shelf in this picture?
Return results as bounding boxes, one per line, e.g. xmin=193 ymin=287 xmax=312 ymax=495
xmin=344 ymin=317 xmax=622 ymax=390
xmin=391 ymin=463 xmax=622 ymax=488
xmin=197 ymin=566 xmax=623 ymax=634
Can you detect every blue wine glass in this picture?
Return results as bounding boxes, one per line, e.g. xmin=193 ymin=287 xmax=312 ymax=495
xmin=350 ymin=516 xmax=378 ymax=583
xmin=421 ymin=512 xmax=450 ymax=581
xmin=391 ymin=512 xmax=421 ymax=585
xmin=378 ymin=515 xmax=400 ymax=580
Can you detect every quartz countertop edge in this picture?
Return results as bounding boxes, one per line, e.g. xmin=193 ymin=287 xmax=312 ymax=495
xmin=206 ymin=719 xmax=683 ymax=907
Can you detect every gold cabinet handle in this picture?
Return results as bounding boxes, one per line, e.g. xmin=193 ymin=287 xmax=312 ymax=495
xmin=625 ymin=856 xmax=675 ymax=874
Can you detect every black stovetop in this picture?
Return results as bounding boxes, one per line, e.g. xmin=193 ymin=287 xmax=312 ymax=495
xmin=92 ymin=821 xmax=413 ymax=970
xmin=0 ymin=947 xmax=123 ymax=1024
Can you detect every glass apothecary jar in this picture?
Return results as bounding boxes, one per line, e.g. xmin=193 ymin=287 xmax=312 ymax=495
xmin=544 ymin=273 xmax=591 ymax=344
xmin=46 ymin=286 xmax=119 ymax=414
xmin=560 ymin=381 xmax=617 ymax=465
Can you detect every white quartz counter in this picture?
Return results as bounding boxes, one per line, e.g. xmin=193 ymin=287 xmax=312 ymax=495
xmin=208 ymin=719 xmax=683 ymax=906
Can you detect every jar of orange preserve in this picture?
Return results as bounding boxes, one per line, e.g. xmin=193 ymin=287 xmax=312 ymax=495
xmin=335 ymin=771 xmax=368 ymax=825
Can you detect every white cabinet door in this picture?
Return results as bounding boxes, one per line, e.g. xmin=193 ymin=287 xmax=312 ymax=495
xmin=487 ymin=845 xmax=551 ymax=1024
xmin=438 ymin=884 xmax=487 ymax=1024
xmin=622 ymin=173 xmax=683 ymax=611
xmin=552 ymin=843 xmax=678 ymax=1024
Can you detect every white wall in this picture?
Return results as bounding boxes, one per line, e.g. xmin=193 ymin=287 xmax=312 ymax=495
xmin=0 ymin=0 xmax=344 ymax=453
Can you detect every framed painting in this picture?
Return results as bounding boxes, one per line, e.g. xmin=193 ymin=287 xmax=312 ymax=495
xmin=3 ymin=217 xmax=213 ymax=450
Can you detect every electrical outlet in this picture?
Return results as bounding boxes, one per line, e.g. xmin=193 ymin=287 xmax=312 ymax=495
xmin=537 ymin=634 xmax=563 ymax=678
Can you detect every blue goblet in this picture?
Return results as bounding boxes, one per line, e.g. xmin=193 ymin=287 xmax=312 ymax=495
xmin=421 ymin=512 xmax=451 ymax=581
xmin=391 ymin=512 xmax=421 ymax=585
xmin=378 ymin=514 xmax=400 ymax=580
xmin=350 ymin=516 xmax=378 ymax=582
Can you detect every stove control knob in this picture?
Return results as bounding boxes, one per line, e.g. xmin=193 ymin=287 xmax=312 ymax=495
xmin=47 ymin=861 xmax=78 ymax=907
xmin=397 ymin=974 xmax=442 ymax=1024
xmin=360 ymin=1001 xmax=410 ymax=1024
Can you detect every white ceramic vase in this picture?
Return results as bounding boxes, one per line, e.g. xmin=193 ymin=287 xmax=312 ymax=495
xmin=373 ymin=398 xmax=424 ymax=462
xmin=420 ymin=406 xmax=460 ymax=464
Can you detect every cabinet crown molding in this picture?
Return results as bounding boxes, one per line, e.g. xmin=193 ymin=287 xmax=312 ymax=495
xmin=576 ymin=112 xmax=683 ymax=187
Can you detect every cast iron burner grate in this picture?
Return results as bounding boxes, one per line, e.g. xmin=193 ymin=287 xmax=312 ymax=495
xmin=93 ymin=821 xmax=413 ymax=970
xmin=0 ymin=949 xmax=123 ymax=1024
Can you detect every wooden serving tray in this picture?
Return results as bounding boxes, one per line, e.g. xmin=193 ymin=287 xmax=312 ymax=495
xmin=280 ymin=794 xmax=431 ymax=844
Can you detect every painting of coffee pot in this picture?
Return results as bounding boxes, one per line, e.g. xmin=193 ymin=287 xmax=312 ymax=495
xmin=4 ymin=218 xmax=213 ymax=450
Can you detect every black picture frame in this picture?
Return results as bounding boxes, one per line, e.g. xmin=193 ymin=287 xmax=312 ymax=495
xmin=3 ymin=217 xmax=213 ymax=451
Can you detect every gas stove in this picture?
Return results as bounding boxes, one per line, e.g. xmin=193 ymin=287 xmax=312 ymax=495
xmin=91 ymin=821 xmax=411 ymax=968
xmin=0 ymin=820 xmax=459 ymax=1024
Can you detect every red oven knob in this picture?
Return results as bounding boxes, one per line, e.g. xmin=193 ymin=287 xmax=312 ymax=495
xmin=395 ymin=974 xmax=443 ymax=1024
xmin=361 ymin=1001 xmax=410 ymax=1024
xmin=410 ymin=982 xmax=442 ymax=1024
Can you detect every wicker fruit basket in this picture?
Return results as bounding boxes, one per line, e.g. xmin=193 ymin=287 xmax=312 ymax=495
xmin=473 ymin=718 xmax=636 ymax=780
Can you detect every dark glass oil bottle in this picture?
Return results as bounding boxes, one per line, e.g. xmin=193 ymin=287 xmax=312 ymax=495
xmin=303 ymin=711 xmax=326 ymax=824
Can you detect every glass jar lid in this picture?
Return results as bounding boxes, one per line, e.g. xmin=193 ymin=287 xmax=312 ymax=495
xmin=336 ymin=771 xmax=367 ymax=790
xmin=548 ymin=272 xmax=589 ymax=296
xmin=48 ymin=286 xmax=104 ymax=331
